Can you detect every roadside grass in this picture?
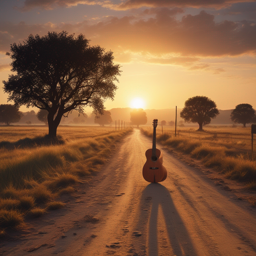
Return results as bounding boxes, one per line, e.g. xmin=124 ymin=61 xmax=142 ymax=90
xmin=46 ymin=201 xmax=65 ymax=211
xmin=0 ymin=127 xmax=132 ymax=231
xmin=141 ymin=128 xmax=256 ymax=191
xmin=28 ymin=208 xmax=46 ymax=218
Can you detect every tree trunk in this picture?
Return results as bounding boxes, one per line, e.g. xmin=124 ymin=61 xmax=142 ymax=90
xmin=243 ymin=123 xmax=246 ymax=127
xmin=198 ymin=122 xmax=203 ymax=131
xmin=47 ymin=110 xmax=63 ymax=138
xmin=48 ymin=119 xmax=57 ymax=138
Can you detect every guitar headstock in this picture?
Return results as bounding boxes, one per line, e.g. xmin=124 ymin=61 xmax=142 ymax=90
xmin=153 ymin=119 xmax=158 ymax=128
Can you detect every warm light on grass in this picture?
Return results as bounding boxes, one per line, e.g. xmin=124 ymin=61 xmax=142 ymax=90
xmin=141 ymin=127 xmax=256 ymax=189
xmin=0 ymin=126 xmax=132 ymax=230
xmin=46 ymin=201 xmax=65 ymax=211
xmin=0 ymin=209 xmax=24 ymax=229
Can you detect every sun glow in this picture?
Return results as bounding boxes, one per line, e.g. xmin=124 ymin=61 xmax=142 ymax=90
xmin=130 ymin=98 xmax=145 ymax=109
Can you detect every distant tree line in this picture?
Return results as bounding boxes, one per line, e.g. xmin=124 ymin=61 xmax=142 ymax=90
xmin=1 ymin=100 xmax=255 ymax=129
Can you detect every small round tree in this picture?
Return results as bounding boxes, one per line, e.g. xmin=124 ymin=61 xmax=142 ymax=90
xmin=94 ymin=110 xmax=112 ymax=126
xmin=180 ymin=96 xmax=219 ymax=131
xmin=0 ymin=104 xmax=22 ymax=125
xmin=161 ymin=120 xmax=166 ymax=126
xmin=130 ymin=109 xmax=147 ymax=128
xmin=37 ymin=109 xmax=48 ymax=125
xmin=231 ymin=104 xmax=255 ymax=127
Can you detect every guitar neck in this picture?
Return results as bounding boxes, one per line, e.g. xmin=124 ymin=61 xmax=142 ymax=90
xmin=152 ymin=126 xmax=157 ymax=157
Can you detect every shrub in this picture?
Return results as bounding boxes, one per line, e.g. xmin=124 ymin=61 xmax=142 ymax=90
xmin=46 ymin=201 xmax=65 ymax=210
xmin=18 ymin=196 xmax=35 ymax=211
xmin=28 ymin=208 xmax=46 ymax=218
xmin=31 ymin=185 xmax=53 ymax=204
xmin=0 ymin=199 xmax=20 ymax=210
xmin=0 ymin=209 xmax=24 ymax=228
xmin=58 ymin=186 xmax=76 ymax=195
xmin=47 ymin=173 xmax=79 ymax=191
xmin=1 ymin=186 xmax=19 ymax=199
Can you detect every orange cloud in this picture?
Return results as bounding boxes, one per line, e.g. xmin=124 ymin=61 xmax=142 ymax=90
xmin=0 ymin=11 xmax=255 ymax=61
xmin=83 ymin=11 xmax=256 ymax=57
xmin=144 ymin=56 xmax=199 ymax=65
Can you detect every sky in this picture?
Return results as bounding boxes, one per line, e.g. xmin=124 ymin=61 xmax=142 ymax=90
xmin=0 ymin=0 xmax=256 ymax=112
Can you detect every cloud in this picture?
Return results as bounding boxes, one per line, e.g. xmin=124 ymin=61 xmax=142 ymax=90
xmin=116 ymin=0 xmax=254 ymax=10
xmin=144 ymin=56 xmax=199 ymax=65
xmin=222 ymin=2 xmax=256 ymax=19
xmin=0 ymin=11 xmax=255 ymax=66
xmin=189 ymin=64 xmax=210 ymax=70
xmin=20 ymin=0 xmax=116 ymax=11
xmin=19 ymin=0 xmax=256 ymax=11
xmin=214 ymin=68 xmax=225 ymax=74
xmin=83 ymin=10 xmax=256 ymax=57
xmin=142 ymin=7 xmax=184 ymax=16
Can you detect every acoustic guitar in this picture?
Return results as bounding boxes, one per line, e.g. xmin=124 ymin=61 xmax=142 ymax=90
xmin=142 ymin=119 xmax=167 ymax=183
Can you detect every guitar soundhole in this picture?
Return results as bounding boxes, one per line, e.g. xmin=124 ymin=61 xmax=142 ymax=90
xmin=151 ymin=156 xmax=157 ymax=161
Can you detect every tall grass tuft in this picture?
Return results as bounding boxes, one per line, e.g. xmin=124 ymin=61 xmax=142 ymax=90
xmin=18 ymin=196 xmax=35 ymax=211
xmin=30 ymin=184 xmax=53 ymax=204
xmin=47 ymin=173 xmax=79 ymax=192
xmin=28 ymin=207 xmax=46 ymax=218
xmin=0 ymin=209 xmax=24 ymax=228
xmin=46 ymin=201 xmax=65 ymax=210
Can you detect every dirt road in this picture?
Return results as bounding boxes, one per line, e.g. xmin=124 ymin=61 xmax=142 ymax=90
xmin=1 ymin=129 xmax=256 ymax=256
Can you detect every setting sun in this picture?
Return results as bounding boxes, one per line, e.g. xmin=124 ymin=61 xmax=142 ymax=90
xmin=130 ymin=98 xmax=145 ymax=109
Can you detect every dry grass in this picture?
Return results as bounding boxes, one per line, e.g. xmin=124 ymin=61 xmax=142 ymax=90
xmin=28 ymin=208 xmax=46 ymax=218
xmin=46 ymin=201 xmax=65 ymax=210
xmin=141 ymin=127 xmax=256 ymax=189
xmin=0 ymin=209 xmax=24 ymax=229
xmin=58 ymin=186 xmax=76 ymax=195
xmin=0 ymin=126 xmax=131 ymax=230
xmin=18 ymin=196 xmax=35 ymax=211
xmin=46 ymin=173 xmax=79 ymax=192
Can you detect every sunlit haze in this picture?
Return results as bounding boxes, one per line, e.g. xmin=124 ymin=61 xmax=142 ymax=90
xmin=0 ymin=0 xmax=256 ymax=112
xmin=130 ymin=98 xmax=146 ymax=109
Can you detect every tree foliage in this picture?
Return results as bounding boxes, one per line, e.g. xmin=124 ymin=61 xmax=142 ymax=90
xmin=161 ymin=120 xmax=166 ymax=126
xmin=37 ymin=109 xmax=48 ymax=124
xmin=4 ymin=31 xmax=120 ymax=137
xmin=180 ymin=96 xmax=219 ymax=131
xmin=130 ymin=109 xmax=147 ymax=127
xmin=94 ymin=110 xmax=112 ymax=126
xmin=0 ymin=104 xmax=22 ymax=125
xmin=73 ymin=112 xmax=88 ymax=124
xmin=231 ymin=104 xmax=255 ymax=127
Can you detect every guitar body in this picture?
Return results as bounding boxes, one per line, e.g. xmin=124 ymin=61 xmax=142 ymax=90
xmin=142 ymin=148 xmax=167 ymax=183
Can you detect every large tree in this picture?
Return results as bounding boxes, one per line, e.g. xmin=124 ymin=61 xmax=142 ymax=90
xmin=130 ymin=108 xmax=147 ymax=128
xmin=0 ymin=104 xmax=22 ymax=125
xmin=4 ymin=31 xmax=120 ymax=137
xmin=180 ymin=96 xmax=219 ymax=131
xmin=231 ymin=104 xmax=255 ymax=127
xmin=94 ymin=110 xmax=112 ymax=126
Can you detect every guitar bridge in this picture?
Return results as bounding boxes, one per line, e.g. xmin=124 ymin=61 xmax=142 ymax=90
xmin=150 ymin=167 xmax=159 ymax=170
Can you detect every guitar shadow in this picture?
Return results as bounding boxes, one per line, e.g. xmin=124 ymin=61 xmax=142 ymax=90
xmin=137 ymin=183 xmax=197 ymax=256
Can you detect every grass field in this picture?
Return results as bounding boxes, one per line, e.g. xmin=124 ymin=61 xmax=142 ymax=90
xmin=141 ymin=125 xmax=256 ymax=193
xmin=154 ymin=125 xmax=255 ymax=159
xmin=0 ymin=125 xmax=131 ymax=233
